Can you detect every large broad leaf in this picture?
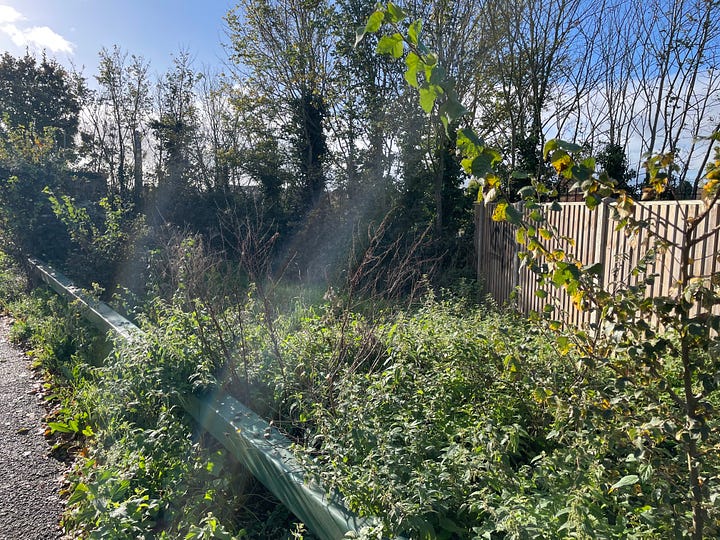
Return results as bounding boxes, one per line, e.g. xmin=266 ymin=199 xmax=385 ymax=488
xmin=470 ymin=148 xmax=502 ymax=177
xmin=456 ymin=128 xmax=483 ymax=155
xmin=377 ymin=33 xmax=404 ymax=58
xmin=438 ymin=96 xmax=467 ymax=134
xmin=609 ymin=474 xmax=639 ymax=492
xmin=386 ymin=2 xmax=407 ymax=23
xmin=418 ymin=84 xmax=442 ymax=113
xmin=404 ymin=52 xmax=420 ymax=88
xmin=471 ymin=153 xmax=494 ymax=177
xmin=544 ymin=138 xmax=583 ymax=159
xmin=364 ymin=10 xmax=385 ymax=33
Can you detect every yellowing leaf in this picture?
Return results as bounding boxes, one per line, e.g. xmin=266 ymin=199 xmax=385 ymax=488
xmin=539 ymin=228 xmax=553 ymax=241
xmin=571 ymin=290 xmax=585 ymax=311
xmin=551 ymin=151 xmax=572 ymax=174
xmin=702 ymin=178 xmax=719 ymax=204
xmin=492 ymin=202 xmax=509 ymax=222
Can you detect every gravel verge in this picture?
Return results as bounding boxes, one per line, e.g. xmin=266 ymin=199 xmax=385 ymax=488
xmin=0 ymin=316 xmax=65 ymax=539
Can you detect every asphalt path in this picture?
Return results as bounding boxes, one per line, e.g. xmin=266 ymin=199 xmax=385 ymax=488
xmin=0 ymin=317 xmax=65 ymax=539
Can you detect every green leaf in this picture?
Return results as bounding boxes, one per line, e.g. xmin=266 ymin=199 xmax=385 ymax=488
xmin=557 ymin=140 xmax=584 ymax=153
xmin=418 ymin=85 xmax=442 ymax=113
xmin=386 ymin=2 xmax=407 ymax=24
xmin=471 ymin=153 xmax=494 ymax=177
xmin=377 ymin=33 xmax=403 ymax=58
xmin=609 ymin=474 xmax=639 ymax=492
xmin=438 ymin=96 xmax=467 ymax=133
xmin=585 ymin=194 xmax=600 ymax=210
xmin=505 ymin=204 xmax=522 ymax=225
xmin=429 ymin=64 xmax=446 ymax=85
xmin=404 ymin=52 xmax=420 ymax=88
xmin=456 ymin=128 xmax=483 ymax=155
xmin=544 ymin=139 xmax=583 ymax=159
xmin=407 ymin=19 xmax=422 ymax=45
xmin=581 ymin=262 xmax=603 ymax=275
xmin=365 ymin=10 xmax=385 ymax=33
xmin=48 ymin=421 xmax=74 ymax=434
xmin=571 ymin=163 xmax=592 ymax=181
xmin=543 ymin=139 xmax=559 ymax=159
xmin=518 ymin=185 xmax=535 ymax=199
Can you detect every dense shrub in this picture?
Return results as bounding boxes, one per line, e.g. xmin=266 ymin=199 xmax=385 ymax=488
xmin=224 ymin=291 xmax=717 ymax=538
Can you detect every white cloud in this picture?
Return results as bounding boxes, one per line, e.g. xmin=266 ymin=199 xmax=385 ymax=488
xmin=0 ymin=4 xmax=74 ymax=54
xmin=0 ymin=5 xmax=23 ymax=25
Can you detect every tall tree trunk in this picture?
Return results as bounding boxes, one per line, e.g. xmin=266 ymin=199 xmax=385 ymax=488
xmin=133 ymin=130 xmax=143 ymax=207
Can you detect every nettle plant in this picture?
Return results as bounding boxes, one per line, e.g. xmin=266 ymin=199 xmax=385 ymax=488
xmin=359 ymin=4 xmax=720 ymax=538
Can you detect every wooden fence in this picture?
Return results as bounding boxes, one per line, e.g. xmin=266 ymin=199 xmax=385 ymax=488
xmin=475 ymin=199 xmax=720 ymax=326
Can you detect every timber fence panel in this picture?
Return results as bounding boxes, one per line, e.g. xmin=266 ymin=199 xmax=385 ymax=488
xmin=476 ymin=203 xmax=519 ymax=305
xmin=475 ymin=200 xmax=720 ymax=325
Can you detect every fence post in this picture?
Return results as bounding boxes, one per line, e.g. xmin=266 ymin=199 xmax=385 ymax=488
xmin=511 ymin=202 xmax=522 ymax=304
xmin=593 ymin=199 xmax=611 ymax=326
xmin=475 ymin=203 xmax=485 ymax=281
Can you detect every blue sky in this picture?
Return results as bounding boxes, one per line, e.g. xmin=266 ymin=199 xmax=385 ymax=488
xmin=0 ymin=1 xmax=234 ymax=80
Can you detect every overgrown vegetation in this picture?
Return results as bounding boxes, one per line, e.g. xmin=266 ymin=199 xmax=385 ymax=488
xmin=0 ymin=258 xmax=309 ymax=538
xmin=0 ymin=0 xmax=719 ymax=538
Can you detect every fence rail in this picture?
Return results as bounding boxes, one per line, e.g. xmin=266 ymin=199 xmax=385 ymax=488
xmin=475 ymin=199 xmax=720 ymax=325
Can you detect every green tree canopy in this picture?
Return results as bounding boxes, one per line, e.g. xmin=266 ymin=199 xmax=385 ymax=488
xmin=0 ymin=52 xmax=84 ymax=145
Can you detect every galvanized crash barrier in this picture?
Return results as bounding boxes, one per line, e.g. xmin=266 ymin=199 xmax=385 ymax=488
xmin=29 ymin=257 xmax=386 ymax=540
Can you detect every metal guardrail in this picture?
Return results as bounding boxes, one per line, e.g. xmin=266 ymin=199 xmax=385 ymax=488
xmin=28 ymin=258 xmax=383 ymax=540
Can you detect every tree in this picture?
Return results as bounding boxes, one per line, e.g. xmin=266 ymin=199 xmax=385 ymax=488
xmin=0 ymin=52 xmax=84 ymax=146
xmin=0 ymin=124 xmax=73 ymax=261
xmin=151 ymin=51 xmax=198 ymax=185
xmin=0 ymin=52 xmax=84 ymax=261
xmin=226 ymin=0 xmax=335 ymax=217
xmin=149 ymin=51 xmax=201 ymax=226
xmin=632 ymin=0 xmax=720 ymax=198
xmin=477 ymin=0 xmax=594 ymax=177
xmin=406 ymin=0 xmax=487 ymax=240
xmin=83 ymin=46 xmax=151 ymax=202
